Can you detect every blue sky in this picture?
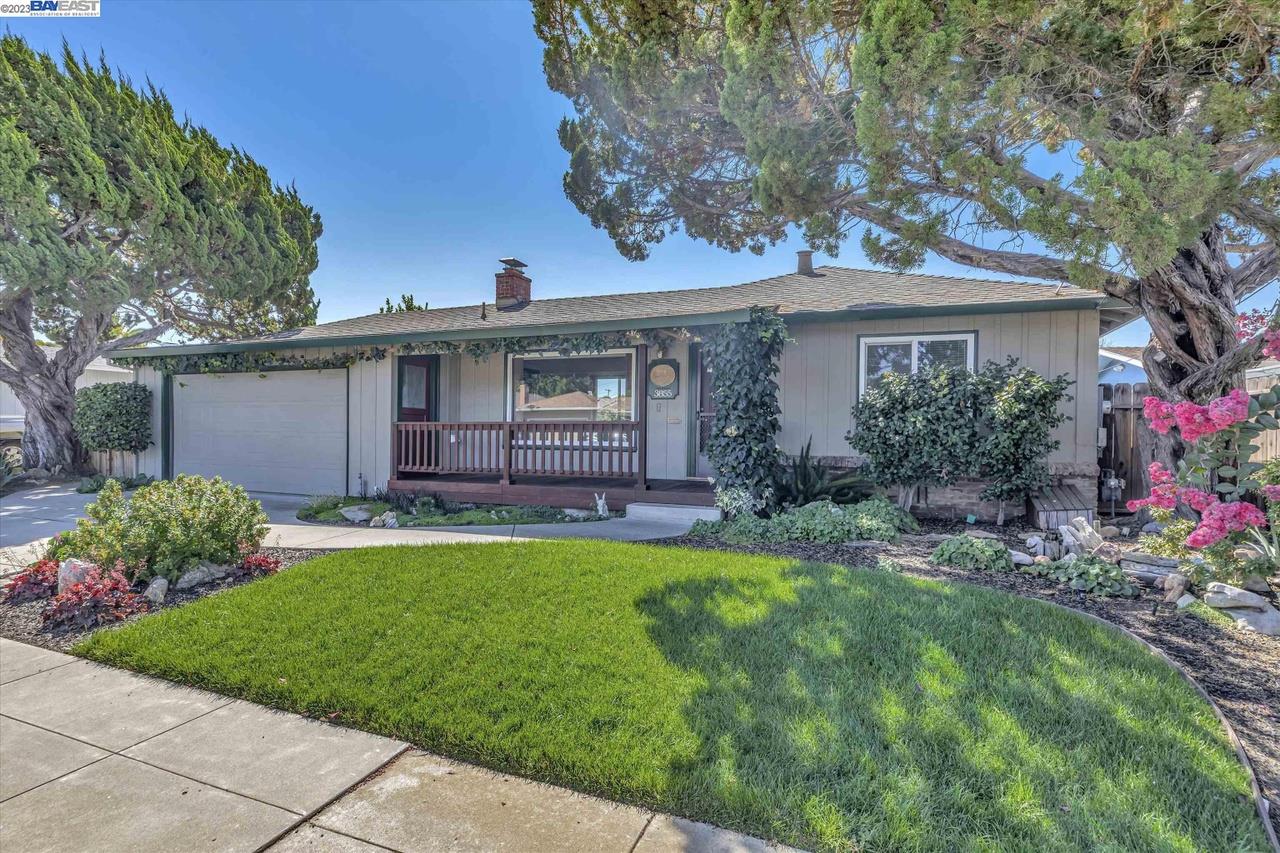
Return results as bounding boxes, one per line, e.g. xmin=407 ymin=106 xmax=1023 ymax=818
xmin=9 ymin=0 xmax=1273 ymax=345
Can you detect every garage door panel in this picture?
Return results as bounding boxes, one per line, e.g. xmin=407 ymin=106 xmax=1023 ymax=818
xmin=174 ymin=370 xmax=347 ymax=495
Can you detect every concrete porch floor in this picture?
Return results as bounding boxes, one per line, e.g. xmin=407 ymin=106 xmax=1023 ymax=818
xmin=0 ymin=638 xmax=795 ymax=853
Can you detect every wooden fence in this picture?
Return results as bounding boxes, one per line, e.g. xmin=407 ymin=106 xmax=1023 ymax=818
xmin=87 ymin=450 xmax=139 ymax=479
xmin=1099 ymin=380 xmax=1279 ymax=505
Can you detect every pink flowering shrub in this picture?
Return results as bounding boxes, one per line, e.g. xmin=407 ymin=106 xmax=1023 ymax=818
xmin=1130 ymin=382 xmax=1279 ymax=570
xmin=1264 ymin=328 xmax=1280 ymax=361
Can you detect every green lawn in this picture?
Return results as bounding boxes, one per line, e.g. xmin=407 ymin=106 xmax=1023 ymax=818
xmin=76 ymin=542 xmax=1266 ymax=851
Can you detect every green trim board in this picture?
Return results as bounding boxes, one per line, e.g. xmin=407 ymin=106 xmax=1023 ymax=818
xmin=686 ymin=342 xmax=701 ymax=478
xmin=111 ymin=309 xmax=757 ymax=360
xmin=160 ymin=373 xmax=173 ymax=481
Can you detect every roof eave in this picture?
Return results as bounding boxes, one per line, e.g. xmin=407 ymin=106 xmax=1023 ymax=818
xmin=108 ymin=308 xmax=757 ymax=360
xmin=780 ymin=295 xmax=1110 ymax=324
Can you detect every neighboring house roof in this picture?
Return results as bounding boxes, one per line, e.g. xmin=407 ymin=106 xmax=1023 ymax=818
xmin=1099 ymin=346 xmax=1145 ymax=367
xmin=118 ymin=265 xmax=1125 ymax=358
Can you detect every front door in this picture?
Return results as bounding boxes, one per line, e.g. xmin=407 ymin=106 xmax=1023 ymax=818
xmin=397 ymin=355 xmax=438 ymax=422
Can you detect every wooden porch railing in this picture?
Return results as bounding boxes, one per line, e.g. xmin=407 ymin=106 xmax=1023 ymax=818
xmin=395 ymin=420 xmax=643 ymax=483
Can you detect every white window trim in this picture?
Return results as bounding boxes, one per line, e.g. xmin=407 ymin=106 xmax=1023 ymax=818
xmin=858 ymin=332 xmax=976 ymax=398
xmin=504 ymin=348 xmax=638 ymax=422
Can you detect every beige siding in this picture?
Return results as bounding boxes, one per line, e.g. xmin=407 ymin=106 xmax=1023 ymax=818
xmin=778 ymin=308 xmax=1100 ymax=469
xmin=457 ymin=356 xmax=505 ymax=420
xmin=133 ymin=364 xmax=165 ymax=477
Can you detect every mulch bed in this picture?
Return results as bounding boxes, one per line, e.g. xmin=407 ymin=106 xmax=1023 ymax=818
xmin=659 ymin=532 xmax=1280 ymax=838
xmin=0 ymin=548 xmax=331 ymax=653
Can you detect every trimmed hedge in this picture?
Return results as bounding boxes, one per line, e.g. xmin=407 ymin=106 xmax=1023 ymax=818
xmin=73 ymin=382 xmax=152 ymax=453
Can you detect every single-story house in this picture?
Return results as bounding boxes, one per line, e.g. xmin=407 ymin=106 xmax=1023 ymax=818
xmin=1 ymin=349 xmax=133 ymax=444
xmin=1098 ymin=346 xmax=1149 ymax=385
xmin=120 ymin=254 xmax=1133 ymax=519
xmin=1101 ymin=345 xmax=1279 ymax=391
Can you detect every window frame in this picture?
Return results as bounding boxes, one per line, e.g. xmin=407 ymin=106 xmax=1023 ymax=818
xmin=857 ymin=331 xmax=978 ymax=399
xmin=504 ymin=348 xmax=638 ymax=422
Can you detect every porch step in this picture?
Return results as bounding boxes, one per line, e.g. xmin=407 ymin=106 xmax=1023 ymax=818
xmin=625 ymin=502 xmax=722 ymax=524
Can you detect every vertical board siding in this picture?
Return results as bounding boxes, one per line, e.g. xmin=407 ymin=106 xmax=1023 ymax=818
xmin=778 ymin=308 xmax=1099 ymax=470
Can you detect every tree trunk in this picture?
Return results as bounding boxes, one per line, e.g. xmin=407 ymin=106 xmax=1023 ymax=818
xmin=15 ymin=376 xmax=82 ymax=472
xmin=0 ymin=290 xmax=105 ymax=473
xmin=1134 ymin=224 xmax=1248 ymax=494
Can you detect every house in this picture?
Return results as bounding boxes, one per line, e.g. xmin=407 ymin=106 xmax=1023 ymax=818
xmin=120 ymin=255 xmax=1132 ymax=519
xmin=1098 ymin=346 xmax=1148 ymax=385
xmin=1 ymin=350 xmax=133 ymax=445
xmin=1100 ymin=345 xmax=1279 ymax=391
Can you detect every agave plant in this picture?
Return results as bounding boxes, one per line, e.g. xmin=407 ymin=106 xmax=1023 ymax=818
xmin=773 ymin=438 xmax=872 ymax=508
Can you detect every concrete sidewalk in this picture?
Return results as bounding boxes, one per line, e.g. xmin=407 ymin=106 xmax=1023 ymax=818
xmin=0 ymin=639 xmax=793 ymax=852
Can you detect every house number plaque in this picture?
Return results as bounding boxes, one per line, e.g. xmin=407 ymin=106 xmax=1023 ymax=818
xmin=647 ymin=360 xmax=679 ymax=399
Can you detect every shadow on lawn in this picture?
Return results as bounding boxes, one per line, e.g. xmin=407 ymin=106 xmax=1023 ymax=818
xmin=637 ymin=560 xmax=1258 ymax=852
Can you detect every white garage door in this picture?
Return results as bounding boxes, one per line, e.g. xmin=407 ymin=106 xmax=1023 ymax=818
xmin=174 ymin=370 xmax=346 ymax=495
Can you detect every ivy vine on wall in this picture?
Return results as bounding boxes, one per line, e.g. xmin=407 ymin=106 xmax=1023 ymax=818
xmin=110 ymin=329 xmax=691 ymax=375
xmin=702 ymin=307 xmax=788 ymax=511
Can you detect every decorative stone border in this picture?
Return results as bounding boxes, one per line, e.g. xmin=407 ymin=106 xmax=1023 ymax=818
xmin=1047 ymin=600 xmax=1279 ymax=851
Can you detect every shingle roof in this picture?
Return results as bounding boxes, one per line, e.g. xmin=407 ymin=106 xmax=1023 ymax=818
xmin=1100 ymin=346 xmax=1145 ymax=363
xmin=267 ymin=266 xmax=1097 ymax=337
xmin=124 ymin=265 xmax=1112 ymax=357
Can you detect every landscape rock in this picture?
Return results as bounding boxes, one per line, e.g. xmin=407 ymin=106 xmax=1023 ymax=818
xmin=23 ymin=467 xmax=50 ymax=482
xmin=563 ymin=508 xmax=594 ymax=519
xmin=1069 ymin=517 xmax=1103 ymax=550
xmin=57 ymin=558 xmax=94 ymax=592
xmin=1024 ymin=535 xmax=1045 ymax=556
xmin=1125 ymin=570 xmax=1166 ymax=588
xmin=1090 ymin=542 xmax=1123 ymax=563
xmin=1008 ymin=550 xmax=1034 ymax=566
xmin=1140 ymin=521 xmax=1165 ymax=534
xmin=1161 ymin=573 xmax=1189 ymax=604
xmin=1175 ymin=593 xmax=1197 ymax=609
xmin=1099 ymin=525 xmax=1121 ymax=539
xmin=380 ymin=511 xmax=399 ymax=529
xmin=369 ymin=515 xmax=385 ymax=528
xmin=175 ymin=561 xmax=230 ymax=590
xmin=1033 ymin=555 xmax=1053 ymax=565
xmin=1203 ymin=582 xmax=1269 ymax=611
xmin=1059 ymin=552 xmax=1079 ymax=565
xmin=1240 ymin=574 xmax=1272 ymax=594
xmin=966 ymin=529 xmax=1000 ymax=540
xmin=142 ymin=576 xmax=168 ymax=606
xmin=1057 ymin=525 xmax=1084 ymax=556
xmin=1220 ymin=604 xmax=1280 ymax=636
xmin=339 ymin=504 xmax=373 ymax=523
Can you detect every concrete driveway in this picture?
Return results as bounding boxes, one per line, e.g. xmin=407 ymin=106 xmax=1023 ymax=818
xmin=0 ymin=484 xmax=93 ymax=550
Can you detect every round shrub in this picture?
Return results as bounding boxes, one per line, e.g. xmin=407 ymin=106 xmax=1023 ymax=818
xmin=73 ymin=382 xmax=152 ymax=453
xmin=61 ymin=476 xmax=269 ymax=582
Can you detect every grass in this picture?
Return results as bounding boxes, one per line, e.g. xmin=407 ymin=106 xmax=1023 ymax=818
xmin=76 ymin=542 xmax=1267 ymax=852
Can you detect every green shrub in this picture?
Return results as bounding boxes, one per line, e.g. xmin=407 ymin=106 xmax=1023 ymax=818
xmin=72 ymin=382 xmax=152 ymax=453
xmin=60 ymin=476 xmax=268 ymax=582
xmin=849 ymin=359 xmax=1071 ymax=519
xmin=77 ymin=474 xmax=153 ymax=494
xmin=1022 ymin=555 xmax=1137 ymax=597
xmin=689 ymin=495 xmax=915 ymax=545
xmin=930 ymin=535 xmax=1013 ymax=572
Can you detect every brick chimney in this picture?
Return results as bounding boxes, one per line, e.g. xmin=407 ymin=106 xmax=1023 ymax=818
xmin=796 ymin=250 xmax=815 ymax=275
xmin=495 ymin=257 xmax=531 ymax=309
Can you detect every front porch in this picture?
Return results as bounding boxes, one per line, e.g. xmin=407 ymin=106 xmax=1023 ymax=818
xmin=389 ymin=471 xmax=714 ymax=509
xmin=390 ymin=420 xmax=713 ymax=509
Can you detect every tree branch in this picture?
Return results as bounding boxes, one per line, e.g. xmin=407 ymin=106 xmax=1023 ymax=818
xmin=1229 ymin=245 xmax=1280 ymax=298
xmin=96 ymin=322 xmax=174 ymax=357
